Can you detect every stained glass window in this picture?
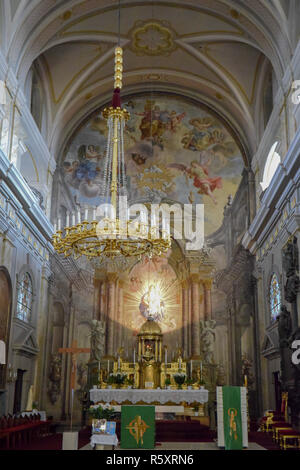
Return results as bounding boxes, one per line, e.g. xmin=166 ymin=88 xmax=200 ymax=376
xmin=270 ymin=273 xmax=281 ymax=321
xmin=16 ymin=273 xmax=33 ymax=322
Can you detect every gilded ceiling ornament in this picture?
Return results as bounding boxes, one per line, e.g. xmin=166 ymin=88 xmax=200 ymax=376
xmin=129 ymin=20 xmax=177 ymax=56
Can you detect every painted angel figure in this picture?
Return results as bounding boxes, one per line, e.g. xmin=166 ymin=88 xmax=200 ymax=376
xmin=169 ymin=159 xmax=222 ymax=204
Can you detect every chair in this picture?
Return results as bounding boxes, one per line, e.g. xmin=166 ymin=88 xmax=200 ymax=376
xmin=261 ymin=392 xmax=289 ymax=433
xmin=278 ymin=429 xmax=300 ymax=450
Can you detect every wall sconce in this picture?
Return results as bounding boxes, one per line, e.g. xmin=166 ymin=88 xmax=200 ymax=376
xmin=7 ymin=364 xmax=17 ymax=383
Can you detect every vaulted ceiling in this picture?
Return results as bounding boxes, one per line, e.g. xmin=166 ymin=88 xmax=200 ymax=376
xmin=0 ymin=0 xmax=296 ymax=162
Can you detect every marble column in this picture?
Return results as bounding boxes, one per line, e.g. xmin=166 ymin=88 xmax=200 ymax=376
xmin=190 ymin=275 xmax=201 ymax=357
xmin=115 ymin=280 xmax=124 ymax=351
xmin=188 ymin=284 xmax=192 ymax=357
xmin=203 ymin=280 xmax=213 ymax=320
xmin=181 ymin=280 xmax=189 ymax=356
xmin=93 ymin=279 xmax=100 ymax=320
xmin=106 ymin=274 xmax=117 ymax=356
xmin=99 ymin=281 xmax=107 ymax=323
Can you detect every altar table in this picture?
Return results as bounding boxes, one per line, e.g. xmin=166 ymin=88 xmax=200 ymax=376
xmin=90 ymin=433 xmax=118 ymax=449
xmin=90 ymin=388 xmax=209 ymax=405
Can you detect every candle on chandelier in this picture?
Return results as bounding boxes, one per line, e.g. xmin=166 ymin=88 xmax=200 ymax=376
xmin=77 ymin=210 xmax=81 ymax=224
xmin=84 ymin=207 xmax=88 ymax=221
xmin=54 ymin=222 xmax=57 ymax=232
xmin=93 ymin=207 xmax=96 ymax=220
xmin=72 ymin=213 xmax=76 ymax=226
xmin=66 ymin=213 xmax=70 ymax=227
xmin=58 ymin=218 xmax=61 ymax=231
xmin=151 ymin=209 xmax=157 ymax=228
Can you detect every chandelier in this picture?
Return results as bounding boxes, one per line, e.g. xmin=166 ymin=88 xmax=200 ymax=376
xmin=52 ymin=46 xmax=171 ymax=261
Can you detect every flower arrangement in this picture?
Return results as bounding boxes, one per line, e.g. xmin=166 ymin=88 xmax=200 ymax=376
xmin=108 ymin=372 xmax=127 ymax=385
xmin=126 ymin=377 xmax=134 ymax=387
xmin=174 ymin=372 xmax=186 ymax=388
xmin=164 ymin=377 xmax=171 ymax=388
xmin=88 ymin=404 xmax=115 ymax=420
xmin=186 ymin=378 xmax=194 ymax=386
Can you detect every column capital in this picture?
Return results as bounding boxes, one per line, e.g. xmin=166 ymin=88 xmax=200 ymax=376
xmin=106 ymin=273 xmax=118 ymax=283
xmin=202 ymin=279 xmax=213 ymax=290
xmin=189 ymin=273 xmax=201 ymax=283
xmin=181 ymin=279 xmax=189 ymax=288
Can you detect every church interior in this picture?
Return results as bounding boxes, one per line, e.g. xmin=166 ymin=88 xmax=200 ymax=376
xmin=0 ymin=0 xmax=299 ymax=451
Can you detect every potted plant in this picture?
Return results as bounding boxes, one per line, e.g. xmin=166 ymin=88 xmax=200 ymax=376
xmin=186 ymin=378 xmax=194 ymax=390
xmin=107 ymin=373 xmax=115 ymax=388
xmin=199 ymin=379 xmax=206 ymax=389
xmin=193 ymin=405 xmax=199 ymax=416
xmin=126 ymin=377 xmax=134 ymax=389
xmin=164 ymin=377 xmax=171 ymax=389
xmin=174 ymin=372 xmax=186 ymax=389
xmin=114 ymin=372 xmax=127 ymax=388
xmin=89 ymin=404 xmax=115 ymax=420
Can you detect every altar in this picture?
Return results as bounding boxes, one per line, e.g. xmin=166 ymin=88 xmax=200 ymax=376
xmin=89 ymin=388 xmax=209 ymax=406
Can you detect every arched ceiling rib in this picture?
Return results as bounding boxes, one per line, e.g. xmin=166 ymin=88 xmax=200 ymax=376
xmin=2 ymin=0 xmax=293 ymax=161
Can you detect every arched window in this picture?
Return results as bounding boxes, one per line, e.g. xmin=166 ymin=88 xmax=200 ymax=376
xmin=16 ymin=273 xmax=33 ymax=322
xmin=270 ymin=273 xmax=281 ymax=321
xmin=260 ymin=142 xmax=281 ymax=191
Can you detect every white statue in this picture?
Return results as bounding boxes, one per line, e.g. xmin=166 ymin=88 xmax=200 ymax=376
xmin=90 ymin=319 xmax=106 ymax=361
xmin=200 ymin=320 xmax=216 ymax=364
xmin=26 ymin=385 xmax=34 ymax=411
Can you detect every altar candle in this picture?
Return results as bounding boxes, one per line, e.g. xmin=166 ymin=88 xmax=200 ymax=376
xmin=165 ymin=348 xmax=167 ymax=365
xmin=179 ymin=357 xmax=182 ymax=369
xmin=200 ymin=361 xmax=203 ymax=380
xmin=66 ymin=213 xmax=70 ymax=227
xmin=108 ymin=359 xmax=109 ymax=372
xmin=190 ymin=360 xmax=193 ymax=375
xmin=118 ymin=356 xmax=121 ymax=370
xmin=133 ymin=349 xmax=136 ymax=365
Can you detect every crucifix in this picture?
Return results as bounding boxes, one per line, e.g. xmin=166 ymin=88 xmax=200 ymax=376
xmin=59 ymin=340 xmax=90 ymax=431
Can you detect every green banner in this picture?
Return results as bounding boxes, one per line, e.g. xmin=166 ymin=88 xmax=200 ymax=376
xmin=222 ymin=386 xmax=243 ymax=450
xmin=121 ymin=405 xmax=155 ymax=449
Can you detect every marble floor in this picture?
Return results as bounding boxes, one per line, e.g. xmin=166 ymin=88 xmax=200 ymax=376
xmin=80 ymin=441 xmax=266 ymax=450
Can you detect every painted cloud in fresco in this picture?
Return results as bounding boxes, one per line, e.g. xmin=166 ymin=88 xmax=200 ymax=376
xmin=63 ymin=94 xmax=244 ymax=235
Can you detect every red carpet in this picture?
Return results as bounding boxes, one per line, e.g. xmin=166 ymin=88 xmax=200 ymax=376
xmin=1 ymin=425 xmax=288 ymax=450
xmin=248 ymin=432 xmax=281 ymax=450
